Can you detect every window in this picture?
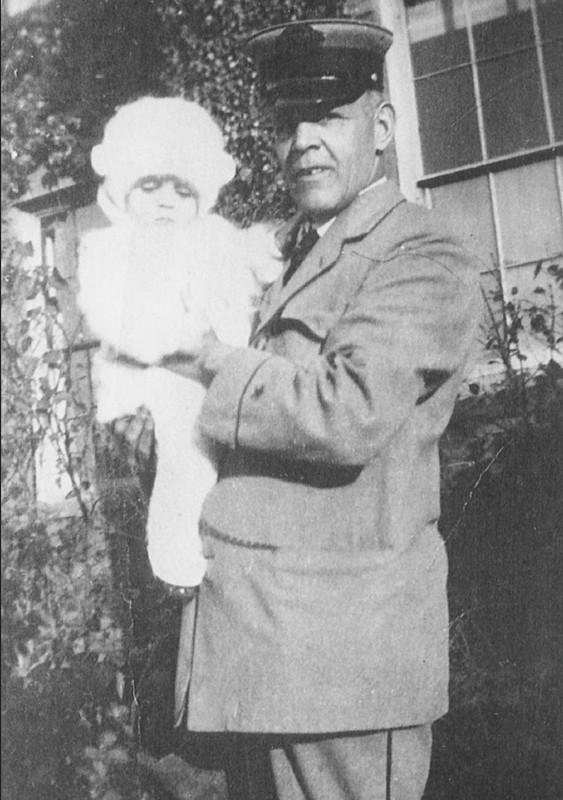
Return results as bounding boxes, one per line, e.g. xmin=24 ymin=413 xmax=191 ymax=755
xmin=407 ymin=0 xmax=562 ymax=174
xmin=404 ymin=0 xmax=563 ymax=371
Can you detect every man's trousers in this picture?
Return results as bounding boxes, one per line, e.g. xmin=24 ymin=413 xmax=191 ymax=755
xmin=227 ymin=725 xmax=432 ymax=800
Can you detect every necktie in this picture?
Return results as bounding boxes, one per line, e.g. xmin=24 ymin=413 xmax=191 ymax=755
xmin=283 ymin=224 xmax=319 ymax=286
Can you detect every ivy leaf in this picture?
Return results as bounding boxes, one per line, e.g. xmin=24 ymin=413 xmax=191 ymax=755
xmin=530 ymin=313 xmax=547 ymax=333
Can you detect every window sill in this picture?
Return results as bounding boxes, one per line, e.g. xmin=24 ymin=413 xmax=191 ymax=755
xmin=418 ymin=142 xmax=563 ymax=188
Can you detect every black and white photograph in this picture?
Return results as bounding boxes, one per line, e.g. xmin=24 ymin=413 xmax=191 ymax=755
xmin=2 ymin=1 xmax=562 ymax=798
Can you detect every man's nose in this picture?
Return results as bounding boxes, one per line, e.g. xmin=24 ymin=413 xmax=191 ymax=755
xmin=291 ymin=120 xmax=320 ymax=151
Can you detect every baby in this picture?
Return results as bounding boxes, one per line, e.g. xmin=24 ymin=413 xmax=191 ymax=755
xmin=78 ymin=97 xmax=282 ymax=591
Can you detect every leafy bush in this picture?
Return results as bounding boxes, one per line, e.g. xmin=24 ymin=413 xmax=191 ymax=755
xmin=429 ymin=265 xmax=563 ymax=799
xmin=1 ymin=215 xmax=135 ymax=799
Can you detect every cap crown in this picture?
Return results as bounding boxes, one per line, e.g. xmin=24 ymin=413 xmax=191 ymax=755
xmin=247 ymin=19 xmax=393 ymax=108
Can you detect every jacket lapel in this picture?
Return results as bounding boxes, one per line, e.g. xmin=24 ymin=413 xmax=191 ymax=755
xmin=253 ymin=181 xmax=406 ymax=340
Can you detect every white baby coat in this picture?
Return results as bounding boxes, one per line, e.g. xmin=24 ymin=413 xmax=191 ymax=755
xmin=79 ymin=215 xmax=281 ymax=586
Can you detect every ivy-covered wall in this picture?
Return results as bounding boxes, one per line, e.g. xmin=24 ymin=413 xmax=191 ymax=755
xmin=2 ymin=0 xmax=347 ymax=222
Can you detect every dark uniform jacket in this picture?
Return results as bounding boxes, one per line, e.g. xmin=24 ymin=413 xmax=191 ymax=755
xmin=175 ymin=180 xmax=481 ymax=733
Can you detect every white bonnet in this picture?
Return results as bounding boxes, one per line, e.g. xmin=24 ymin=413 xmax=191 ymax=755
xmin=91 ymin=97 xmax=236 ymax=214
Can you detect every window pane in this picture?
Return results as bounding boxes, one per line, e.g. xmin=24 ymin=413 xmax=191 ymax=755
xmin=479 ymin=49 xmax=548 ymax=157
xmin=538 ymin=0 xmax=563 ymax=45
xmin=494 ymin=160 xmax=563 ymax=265
xmin=473 ymin=7 xmax=534 ymax=59
xmin=468 ymin=0 xmax=533 ymax=28
xmin=543 ymin=40 xmax=563 ymax=140
xmin=539 ymin=1 xmax=563 ymax=139
xmin=416 ymin=69 xmax=482 ymax=172
xmin=406 ymin=0 xmax=465 ymax=47
xmin=410 ymin=27 xmax=470 ymax=77
xmin=431 ymin=175 xmax=498 ymax=269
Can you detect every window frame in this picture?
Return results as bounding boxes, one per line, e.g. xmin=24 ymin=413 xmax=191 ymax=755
xmin=393 ymin=0 xmax=563 ymax=264
xmin=387 ymin=0 xmax=563 ymax=376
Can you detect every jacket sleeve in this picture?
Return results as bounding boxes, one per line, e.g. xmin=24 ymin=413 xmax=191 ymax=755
xmin=197 ymin=238 xmax=481 ymax=465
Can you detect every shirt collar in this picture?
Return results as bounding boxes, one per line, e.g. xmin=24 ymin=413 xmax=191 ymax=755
xmin=314 ymin=177 xmax=388 ymax=238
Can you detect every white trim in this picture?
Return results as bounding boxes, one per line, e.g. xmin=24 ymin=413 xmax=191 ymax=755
xmin=530 ymin=0 xmax=563 ymax=219
xmin=379 ymin=0 xmax=426 ymax=204
xmin=463 ymin=0 xmax=489 ymax=161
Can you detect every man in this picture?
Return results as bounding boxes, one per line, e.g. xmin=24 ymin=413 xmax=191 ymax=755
xmin=121 ymin=18 xmax=481 ymax=800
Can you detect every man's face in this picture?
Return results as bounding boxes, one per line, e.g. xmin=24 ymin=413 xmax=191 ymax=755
xmin=125 ymin=175 xmax=198 ymax=227
xmin=274 ymin=91 xmax=390 ymax=224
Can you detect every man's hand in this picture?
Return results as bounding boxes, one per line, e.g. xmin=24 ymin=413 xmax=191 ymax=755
xmin=159 ymin=329 xmax=233 ymax=386
xmin=158 ymin=351 xmax=203 ymax=382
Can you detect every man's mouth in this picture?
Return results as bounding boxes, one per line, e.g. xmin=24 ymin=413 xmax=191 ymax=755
xmin=292 ymin=166 xmax=330 ymax=180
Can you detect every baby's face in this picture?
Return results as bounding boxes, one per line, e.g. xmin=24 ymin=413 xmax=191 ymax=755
xmin=126 ymin=175 xmax=198 ymax=226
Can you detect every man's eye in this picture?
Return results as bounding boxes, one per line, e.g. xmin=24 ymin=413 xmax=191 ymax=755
xmin=322 ymin=112 xmax=344 ymax=124
xmin=276 ymin=125 xmax=293 ymax=140
xmin=273 ymin=114 xmax=296 ymax=136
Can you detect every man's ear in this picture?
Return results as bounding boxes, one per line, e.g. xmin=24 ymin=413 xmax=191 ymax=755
xmin=374 ymin=101 xmax=395 ymax=154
